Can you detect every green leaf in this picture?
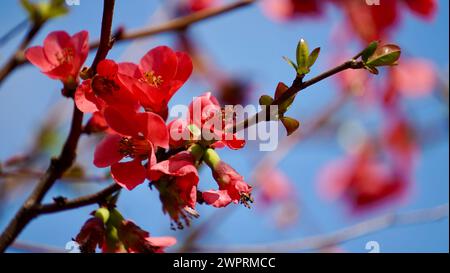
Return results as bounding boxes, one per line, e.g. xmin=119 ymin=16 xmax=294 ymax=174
xmin=259 ymin=95 xmax=274 ymax=106
xmin=366 ymin=44 xmax=401 ymax=67
xmin=21 ymin=0 xmax=68 ymax=23
xmin=308 ymin=47 xmax=321 ymax=68
xmin=281 ymin=117 xmax=300 ymax=136
xmin=283 ymin=56 xmax=298 ymax=70
xmin=296 ymin=39 xmax=310 ymax=75
xmin=187 ymin=124 xmax=202 ymax=140
xmin=361 ymin=41 xmax=379 ymax=62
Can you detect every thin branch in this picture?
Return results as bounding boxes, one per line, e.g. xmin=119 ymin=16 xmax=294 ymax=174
xmin=231 ymin=60 xmax=363 ymax=132
xmin=37 ymin=183 xmax=121 ymax=215
xmin=0 ymin=0 xmax=116 ymax=253
xmin=0 ymin=21 xmax=43 ymax=85
xmin=193 ymin=204 xmax=449 ymax=252
xmin=88 ymin=0 xmax=254 ymax=49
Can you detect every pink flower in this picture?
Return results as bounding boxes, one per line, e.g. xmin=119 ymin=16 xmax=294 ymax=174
xmin=74 ymin=59 xmax=139 ymax=113
xmin=318 ymin=144 xmax=408 ymax=211
xmin=188 ymin=92 xmax=245 ymax=150
xmin=389 ymin=58 xmax=437 ymax=98
xmin=149 ymin=151 xmax=200 ymax=228
xmin=75 ymin=217 xmax=105 ymax=253
xmin=93 ymin=106 xmax=169 ymax=190
xmin=177 ymin=0 xmax=218 ymax=14
xmin=25 ymin=30 xmax=89 ymax=87
xmin=339 ymin=0 xmax=437 ymax=42
xmin=262 ymin=0 xmax=324 ymax=22
xmin=117 ymin=220 xmax=176 ymax=253
xmin=255 ymin=168 xmax=295 ymax=205
xmin=202 ymin=149 xmax=253 ymax=208
xmin=383 ymin=117 xmax=418 ymax=175
xmin=118 ymin=46 xmax=193 ymax=119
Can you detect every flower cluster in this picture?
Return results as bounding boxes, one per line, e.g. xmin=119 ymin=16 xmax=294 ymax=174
xmin=26 ymin=30 xmax=252 ymax=232
xmin=262 ymin=0 xmax=437 ymax=42
xmin=75 ymin=207 xmax=176 ymax=253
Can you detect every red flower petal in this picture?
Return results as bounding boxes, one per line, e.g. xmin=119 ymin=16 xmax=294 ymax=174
xmin=139 ymin=46 xmax=178 ymax=82
xmin=25 ymin=46 xmax=52 ymax=72
xmin=43 ymin=31 xmax=73 ymax=66
xmin=93 ymin=134 xmax=123 ymax=168
xmin=145 ymin=236 xmax=177 ymax=248
xmin=97 ymin=59 xmax=118 ymax=77
xmin=111 ymin=160 xmax=147 ymax=190
xmin=404 ymin=0 xmax=436 ymax=19
xmin=70 ymin=30 xmax=89 ymax=74
xmin=103 ymin=106 xmax=140 ymax=137
xmin=136 ymin=111 xmax=169 ymax=149
xmin=174 ymin=52 xmax=193 ymax=83
xmin=75 ymin=80 xmax=99 ymax=113
xmin=202 ymin=190 xmax=233 ymax=208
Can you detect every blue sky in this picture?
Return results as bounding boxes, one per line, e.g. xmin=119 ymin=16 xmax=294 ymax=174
xmin=0 ymin=0 xmax=448 ymax=252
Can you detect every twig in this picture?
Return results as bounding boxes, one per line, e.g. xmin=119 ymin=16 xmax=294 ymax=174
xmin=12 ymin=0 xmax=255 ymax=69
xmin=37 ymin=183 xmax=121 ymax=214
xmin=0 ymin=21 xmax=43 ymax=85
xmin=231 ymin=59 xmax=363 ymax=132
xmin=88 ymin=0 xmax=254 ymax=49
xmin=0 ymin=0 xmax=116 ymax=253
xmin=193 ymin=204 xmax=449 ymax=252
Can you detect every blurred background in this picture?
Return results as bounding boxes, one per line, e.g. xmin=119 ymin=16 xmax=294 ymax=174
xmin=0 ymin=0 xmax=448 ymax=252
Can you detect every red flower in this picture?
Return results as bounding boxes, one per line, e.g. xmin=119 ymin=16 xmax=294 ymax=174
xmin=94 ymin=106 xmax=169 ymax=190
xmin=387 ymin=58 xmax=437 ymax=98
xmin=117 ymin=220 xmax=176 ymax=253
xmin=188 ymin=92 xmax=245 ymax=150
xmin=339 ymin=0 xmax=437 ymax=42
xmin=255 ymin=168 xmax=295 ymax=205
xmin=318 ymin=144 xmax=407 ymax=211
xmin=75 ymin=59 xmax=139 ymax=113
xmin=383 ymin=117 xmax=418 ymax=175
xmin=148 ymin=151 xmax=200 ymax=228
xmin=177 ymin=0 xmax=218 ymax=14
xmin=25 ymin=30 xmax=89 ymax=87
xmin=118 ymin=46 xmax=193 ymax=119
xmin=262 ymin=0 xmax=324 ymax=21
xmin=167 ymin=118 xmax=189 ymax=149
xmin=75 ymin=217 xmax=105 ymax=253
xmin=84 ymin=111 xmax=110 ymax=134
xmin=202 ymin=149 xmax=252 ymax=208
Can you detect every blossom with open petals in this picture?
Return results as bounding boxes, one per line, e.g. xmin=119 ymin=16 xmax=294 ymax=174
xmin=94 ymin=106 xmax=168 ymax=190
xmin=25 ymin=30 xmax=89 ymax=87
xmin=74 ymin=59 xmax=139 ymax=113
xmin=188 ymin=92 xmax=245 ymax=150
xmin=149 ymin=150 xmax=200 ymax=228
xmin=118 ymin=46 xmax=193 ymax=119
xmin=117 ymin=220 xmax=176 ymax=253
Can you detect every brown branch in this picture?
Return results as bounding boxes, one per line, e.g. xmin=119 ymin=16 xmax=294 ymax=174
xmin=0 ymin=0 xmax=116 ymax=253
xmin=88 ymin=0 xmax=254 ymax=49
xmin=13 ymin=0 xmax=254 ymax=68
xmin=193 ymin=204 xmax=449 ymax=252
xmin=0 ymin=21 xmax=43 ymax=85
xmin=37 ymin=183 xmax=121 ymax=215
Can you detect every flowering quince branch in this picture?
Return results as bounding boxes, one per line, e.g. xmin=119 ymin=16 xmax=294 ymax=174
xmin=5 ymin=0 xmax=255 ymax=77
xmin=0 ymin=0 xmax=116 ymax=253
xmin=0 ymin=0 xmax=403 ymax=252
